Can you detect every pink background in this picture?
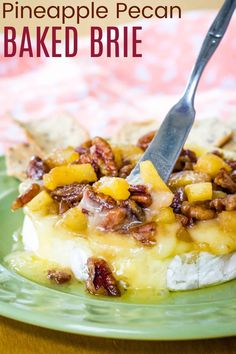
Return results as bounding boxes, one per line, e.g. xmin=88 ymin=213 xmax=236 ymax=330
xmin=0 ymin=11 xmax=236 ymax=154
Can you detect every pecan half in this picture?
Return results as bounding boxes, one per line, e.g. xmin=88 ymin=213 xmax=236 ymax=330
xmin=214 ymin=169 xmax=236 ymax=194
xmin=86 ymin=257 xmax=121 ymax=296
xmin=76 ymin=137 xmax=118 ymax=177
xmin=121 ymin=221 xmax=157 ymax=246
xmin=232 ymin=170 xmax=236 ymax=182
xmin=121 ymin=199 xmax=145 ymax=222
xmin=175 ymin=213 xmax=194 ymax=227
xmin=129 ymin=184 xmax=152 ymax=208
xmin=77 ymin=152 xmax=99 ymax=173
xmin=99 ymin=207 xmax=127 ymax=232
xmin=181 ymin=201 xmax=216 ymax=221
xmin=27 ymin=156 xmax=50 ymax=180
xmin=81 ymin=187 xmax=117 ymax=213
xmin=51 ymin=183 xmax=87 ymax=212
xmin=11 ymin=183 xmax=40 ymax=211
xmin=137 ymin=131 xmax=156 ymax=151
xmin=210 ymin=194 xmax=236 ymax=211
xmin=119 ymin=160 xmax=134 ymax=178
xmin=174 ymin=149 xmax=197 ymax=172
xmin=90 ymin=137 xmax=118 ymax=177
xmin=47 ymin=269 xmax=72 ymax=285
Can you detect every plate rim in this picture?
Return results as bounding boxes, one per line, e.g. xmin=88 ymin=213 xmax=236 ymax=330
xmin=1 ymin=155 xmax=236 ymax=340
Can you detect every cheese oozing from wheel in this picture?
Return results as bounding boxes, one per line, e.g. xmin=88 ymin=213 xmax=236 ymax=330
xmin=22 ymin=210 xmax=236 ymax=291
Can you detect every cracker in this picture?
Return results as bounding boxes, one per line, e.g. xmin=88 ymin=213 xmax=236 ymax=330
xmin=113 ymin=118 xmax=233 ymax=149
xmin=187 ymin=118 xmax=233 ymax=148
xmin=222 ymin=117 xmax=236 ymax=151
xmin=113 ymin=120 xmax=160 ymax=145
xmin=6 ymin=143 xmax=42 ymax=181
xmin=214 ymin=147 xmax=236 ymax=161
xmin=14 ymin=113 xmax=89 ymax=157
xmin=224 ymin=138 xmax=236 ymax=151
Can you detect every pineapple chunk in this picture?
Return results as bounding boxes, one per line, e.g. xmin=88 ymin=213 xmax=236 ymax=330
xmin=156 ymin=207 xmax=176 ymax=224
xmin=46 ymin=147 xmax=79 ymax=168
xmin=184 ymin=144 xmax=209 ymax=158
xmin=194 ymin=153 xmax=231 ymax=177
xmin=27 ymin=191 xmax=56 ymax=215
xmin=140 ymin=160 xmax=172 ymax=193
xmin=119 ymin=145 xmax=143 ymax=163
xmin=43 ymin=164 xmax=97 ymax=190
xmin=111 ymin=146 xmax=123 ymax=169
xmin=218 ymin=211 xmax=236 ymax=233
xmin=95 ymin=177 xmax=130 ymax=200
xmin=185 ymin=182 xmax=213 ymax=203
xmin=176 ymin=227 xmax=192 ymax=243
xmin=212 ymin=190 xmax=227 ymax=199
xmin=140 ymin=161 xmax=174 ymax=208
xmin=168 ymin=171 xmax=211 ymax=189
xmin=151 ymin=191 xmax=174 ymax=209
xmin=58 ymin=207 xmax=88 ymax=233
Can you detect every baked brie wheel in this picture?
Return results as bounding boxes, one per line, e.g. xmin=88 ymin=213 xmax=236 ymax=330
xmin=7 ymin=118 xmax=236 ymax=297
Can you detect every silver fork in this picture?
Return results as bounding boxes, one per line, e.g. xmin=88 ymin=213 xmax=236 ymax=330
xmin=128 ymin=0 xmax=236 ymax=184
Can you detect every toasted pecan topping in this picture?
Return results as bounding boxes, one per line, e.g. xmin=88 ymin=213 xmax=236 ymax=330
xmin=91 ymin=137 xmax=118 ymax=177
xmin=58 ymin=200 xmax=70 ymax=214
xmin=214 ymin=169 xmax=236 ymax=194
xmin=99 ymin=208 xmax=127 ymax=232
xmin=181 ymin=201 xmax=216 ymax=221
xmin=121 ymin=199 xmax=145 ymax=222
xmin=76 ymin=137 xmax=118 ymax=177
xmin=226 ymin=160 xmax=236 ymax=171
xmin=168 ymin=171 xmax=211 ymax=190
xmin=47 ymin=269 xmax=72 ymax=285
xmin=121 ymin=221 xmax=157 ymax=246
xmin=174 ymin=149 xmax=197 ymax=172
xmin=76 ymin=149 xmax=100 ymax=174
xmin=171 ymin=188 xmax=187 ymax=214
xmin=175 ymin=214 xmax=193 ymax=227
xmin=129 ymin=184 xmax=152 ymax=208
xmin=86 ymin=257 xmax=121 ymax=296
xmin=118 ymin=160 xmax=134 ymax=178
xmin=75 ymin=140 xmax=92 ymax=154
xmin=83 ymin=186 xmax=117 ymax=212
xmin=11 ymin=183 xmax=40 ymax=211
xmin=137 ymin=131 xmax=156 ymax=151
xmin=176 ymin=227 xmax=193 ymax=242
xmin=210 ymin=194 xmax=236 ymax=211
xmin=212 ymin=150 xmax=224 ymax=158
xmin=27 ymin=156 xmax=50 ymax=180
xmin=81 ymin=186 xmax=155 ymax=245
xmin=77 ymin=152 xmax=98 ymax=171
xmin=51 ymin=183 xmax=87 ymax=213
xmin=232 ymin=170 xmax=236 ymax=182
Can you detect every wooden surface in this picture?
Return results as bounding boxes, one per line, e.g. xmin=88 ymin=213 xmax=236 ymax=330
xmin=1 ymin=316 xmax=236 ymax=354
xmin=1 ymin=0 xmax=232 ymax=353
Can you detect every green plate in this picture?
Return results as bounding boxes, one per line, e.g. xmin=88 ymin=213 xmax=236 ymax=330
xmin=1 ymin=156 xmax=236 ymax=340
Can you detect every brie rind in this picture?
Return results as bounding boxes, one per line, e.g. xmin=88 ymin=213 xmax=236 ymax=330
xmin=167 ymin=252 xmax=236 ymax=291
xmin=22 ymin=216 xmax=236 ymax=291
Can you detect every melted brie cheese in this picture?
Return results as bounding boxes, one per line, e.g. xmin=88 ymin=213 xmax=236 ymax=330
xmin=22 ymin=210 xmax=182 ymax=290
xmin=21 ymin=209 xmax=236 ymax=292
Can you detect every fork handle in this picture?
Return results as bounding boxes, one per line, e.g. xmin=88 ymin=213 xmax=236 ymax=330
xmin=184 ymin=0 xmax=236 ymax=103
